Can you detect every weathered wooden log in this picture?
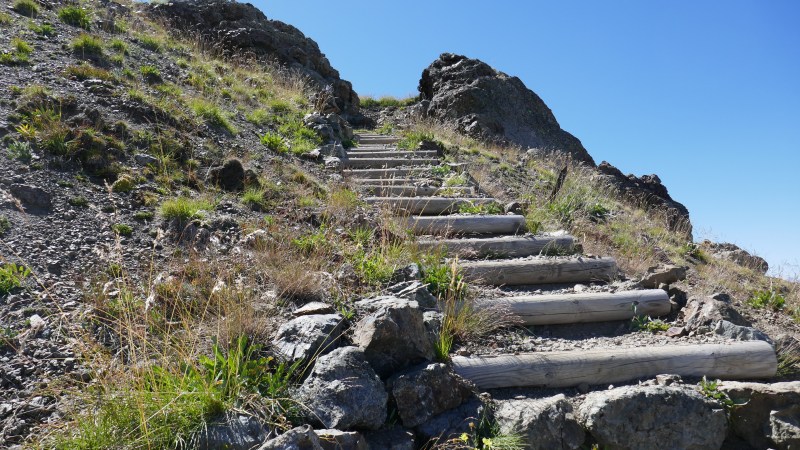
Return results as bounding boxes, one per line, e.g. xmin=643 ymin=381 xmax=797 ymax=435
xmin=480 ymin=289 xmax=670 ymax=325
xmin=357 ymin=136 xmax=399 ymax=145
xmin=452 ymin=341 xmax=778 ymax=389
xmin=344 ymin=168 xmax=428 ymax=178
xmin=405 ymin=215 xmax=527 ymax=235
xmin=351 ymin=178 xmax=423 ymax=186
xmin=459 ymin=257 xmax=617 ymax=285
xmin=343 ymin=158 xmax=439 ymax=169
xmin=347 ymin=150 xmax=439 ymax=158
xmin=418 ymin=235 xmax=574 ymax=259
xmin=362 ymin=185 xmax=473 ymax=197
xmin=365 ymin=197 xmax=497 ymax=216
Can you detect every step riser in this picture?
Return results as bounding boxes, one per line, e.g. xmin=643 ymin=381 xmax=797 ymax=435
xmin=418 ymin=235 xmax=575 ymax=259
xmin=357 ymin=138 xmax=400 ymax=145
xmin=452 ymin=341 xmax=777 ymax=389
xmin=405 ymin=215 xmax=527 ymax=235
xmin=344 ymin=168 xmax=426 ymax=177
xmin=366 ymin=197 xmax=496 ymax=216
xmin=362 ymin=186 xmax=474 ymax=197
xmin=343 ymin=158 xmax=439 ymax=169
xmin=480 ymin=290 xmax=670 ymax=325
xmin=347 ymin=151 xmax=439 ymax=158
xmin=459 ymin=257 xmax=617 ymax=286
xmin=351 ymin=178 xmax=427 ymax=186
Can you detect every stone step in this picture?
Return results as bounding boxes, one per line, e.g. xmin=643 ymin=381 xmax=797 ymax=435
xmin=347 ymin=150 xmax=439 ymax=158
xmin=459 ymin=256 xmax=617 ymax=286
xmin=452 ymin=341 xmax=777 ymax=389
xmin=344 ymin=168 xmax=428 ymax=178
xmin=351 ymin=178 xmax=430 ymax=186
xmin=365 ymin=196 xmax=497 ymax=216
xmin=342 ymin=158 xmax=439 ymax=169
xmin=357 ymin=136 xmax=400 ymax=145
xmin=417 ymin=234 xmax=575 ymax=259
xmin=405 ymin=214 xmax=527 ymax=235
xmin=479 ymin=289 xmax=670 ymax=325
xmin=361 ymin=185 xmax=474 ymax=197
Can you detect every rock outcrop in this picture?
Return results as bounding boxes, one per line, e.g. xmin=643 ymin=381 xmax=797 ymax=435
xmin=418 ymin=53 xmax=594 ymax=164
xmin=146 ymin=0 xmax=359 ymax=115
xmin=700 ymin=241 xmax=769 ymax=274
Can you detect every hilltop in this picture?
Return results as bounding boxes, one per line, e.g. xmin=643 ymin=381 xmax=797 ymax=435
xmin=0 ymin=1 xmax=798 ymax=448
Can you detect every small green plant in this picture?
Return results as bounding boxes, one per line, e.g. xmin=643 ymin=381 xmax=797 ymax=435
xmin=360 ymin=95 xmax=417 ymax=108
xmin=0 ymin=216 xmax=10 ymax=235
xmin=630 ymin=304 xmax=670 ymax=332
xmin=431 ymin=164 xmax=452 ymax=176
xmin=13 ymin=0 xmax=39 ymax=17
xmin=398 ymin=130 xmax=435 ymax=150
xmin=376 ymin=122 xmax=394 ymax=135
xmin=190 ymin=99 xmax=237 ymax=134
xmin=58 ymin=6 xmax=91 ymax=30
xmin=241 ymin=188 xmax=266 ymax=209
xmin=160 ymin=197 xmax=214 ymax=221
xmin=111 ymin=223 xmax=133 ymax=236
xmin=29 ymin=21 xmax=55 ymax=36
xmin=698 ymin=376 xmax=734 ymax=409
xmin=458 ymin=201 xmax=504 ymax=215
xmin=65 ymin=64 xmax=114 ymax=81
xmin=0 ymin=12 xmax=11 ymax=25
xmin=140 ymin=65 xmax=162 ymax=84
xmin=278 ymin=119 xmax=322 ymax=155
xmin=1 ymin=38 xmax=34 ymax=65
xmin=111 ymin=175 xmax=135 ymax=193
xmin=109 ymin=38 xmax=128 ymax=54
xmin=138 ymin=35 xmax=163 ymax=53
xmin=133 ymin=211 xmax=154 ymax=221
xmin=444 ymin=173 xmax=470 ymax=187
xmin=260 ymin=132 xmax=288 ymax=153
xmin=6 ymin=140 xmax=32 ymax=162
xmin=71 ymin=34 xmax=103 ymax=57
xmin=68 ymin=196 xmax=89 ymax=207
xmin=587 ymin=202 xmax=610 ymax=221
xmin=0 ymin=263 xmax=31 ymax=295
xmin=747 ymin=290 xmax=785 ymax=311
xmin=291 ymin=229 xmax=327 ymax=255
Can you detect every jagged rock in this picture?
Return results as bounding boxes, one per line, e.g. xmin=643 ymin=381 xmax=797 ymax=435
xmin=415 ymin=397 xmax=492 ymax=443
xmin=700 ymin=240 xmax=769 ymax=274
xmin=363 ymin=427 xmax=416 ymax=450
xmin=134 ymin=153 xmax=160 ymax=166
xmin=418 ymin=53 xmax=593 ymax=164
xmin=681 ymin=296 xmax=750 ymax=332
xmin=388 ymin=363 xmax=474 ymax=427
xmin=713 ymin=320 xmax=771 ymax=342
xmin=323 ymin=156 xmax=342 ymax=170
xmin=353 ymin=296 xmax=435 ymax=377
xmin=390 ymin=263 xmax=421 ymax=284
xmin=298 ymin=347 xmax=387 ymax=430
xmin=718 ymin=381 xmax=800 ymax=450
xmin=258 ymin=425 xmax=322 ymax=450
xmin=146 ymin=0 xmax=359 ymax=115
xmin=387 ymin=281 xmax=437 ymax=309
xmin=495 ymin=395 xmax=585 ymax=450
xmin=639 ymin=265 xmax=687 ymax=289
xmin=10 ymin=184 xmax=51 ymax=211
xmin=305 ymin=113 xmax=354 ymax=144
xmin=208 ymin=158 xmax=245 ymax=191
xmin=243 ymin=229 xmax=271 ymax=249
xmin=597 ymin=161 xmax=691 ymax=233
xmin=272 ymin=313 xmax=344 ymax=363
xmin=315 ymin=429 xmax=368 ymax=450
xmin=196 ymin=412 xmax=270 ymax=450
xmin=577 ymin=385 xmax=727 ymax=450
xmin=293 ymin=302 xmax=335 ymax=316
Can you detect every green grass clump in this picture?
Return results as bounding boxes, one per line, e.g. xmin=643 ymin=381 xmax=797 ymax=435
xmin=140 ymin=65 xmax=162 ymax=84
xmin=29 ymin=21 xmax=55 ymax=36
xmin=64 ymin=64 xmax=114 ymax=81
xmin=13 ymin=0 xmax=39 ymax=17
xmin=360 ymin=95 xmax=417 ymax=108
xmin=278 ymin=120 xmax=322 ymax=155
xmin=71 ymin=34 xmax=103 ymax=58
xmin=747 ymin=290 xmax=785 ymax=311
xmin=190 ymin=100 xmax=237 ymax=134
xmin=1 ymin=38 xmax=34 ymax=65
xmin=6 ymin=140 xmax=32 ymax=162
xmin=246 ymin=108 xmax=274 ymax=126
xmin=133 ymin=211 xmax=154 ymax=221
xmin=0 ymin=12 xmax=11 ymax=25
xmin=109 ymin=38 xmax=128 ymax=54
xmin=241 ymin=188 xmax=266 ymax=209
xmin=138 ymin=35 xmax=163 ymax=53
xmin=0 ymin=263 xmax=30 ymax=295
xmin=111 ymin=223 xmax=133 ymax=236
xmin=160 ymin=197 xmax=214 ymax=221
xmin=58 ymin=6 xmax=91 ymax=30
xmin=0 ymin=216 xmax=10 ymax=235
xmin=457 ymin=201 xmax=504 ymax=215
xmin=260 ymin=132 xmax=288 ymax=153
xmin=398 ymin=130 xmax=435 ymax=150
xmin=68 ymin=196 xmax=89 ymax=207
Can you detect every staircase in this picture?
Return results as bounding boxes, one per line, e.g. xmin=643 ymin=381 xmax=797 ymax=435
xmin=342 ymin=133 xmax=777 ymax=389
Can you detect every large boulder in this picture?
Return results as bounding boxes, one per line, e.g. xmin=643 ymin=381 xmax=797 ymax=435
xmin=576 ymin=385 xmax=727 ymax=450
xmin=353 ymin=296 xmax=435 ymax=377
xmin=494 ymin=395 xmax=585 ymax=450
xmin=718 ymin=381 xmax=800 ymax=450
xmin=387 ymin=363 xmax=474 ymax=428
xmin=681 ymin=295 xmax=750 ymax=333
xmin=146 ymin=0 xmax=358 ymax=115
xmin=418 ymin=53 xmax=593 ymax=164
xmin=297 ymin=347 xmax=387 ymax=430
xmin=272 ymin=313 xmax=344 ymax=364
xmin=415 ymin=397 xmax=492 ymax=444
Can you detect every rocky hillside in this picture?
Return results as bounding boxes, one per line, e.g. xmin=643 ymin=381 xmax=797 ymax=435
xmin=0 ymin=0 xmax=798 ymax=449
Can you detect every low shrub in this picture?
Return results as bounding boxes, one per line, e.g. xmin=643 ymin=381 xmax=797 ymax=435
xmin=160 ymin=197 xmax=214 ymax=222
xmin=58 ymin=6 xmax=91 ymax=30
xmin=13 ymin=0 xmax=39 ymax=17
xmin=71 ymin=34 xmax=103 ymax=58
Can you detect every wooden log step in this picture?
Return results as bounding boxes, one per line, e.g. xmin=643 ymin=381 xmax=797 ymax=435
xmin=347 ymin=150 xmax=439 ymax=158
xmin=351 ymin=178 xmax=430 ymax=186
xmin=481 ymin=289 xmax=670 ymax=325
xmin=343 ymin=168 xmax=427 ymax=178
xmin=357 ymin=136 xmax=399 ymax=144
xmin=459 ymin=256 xmax=617 ymax=286
xmin=362 ymin=185 xmax=474 ymax=197
xmin=405 ymin=215 xmax=527 ymax=235
xmin=452 ymin=341 xmax=778 ymax=389
xmin=417 ymin=235 xmax=575 ymax=259
xmin=342 ymin=158 xmax=439 ymax=169
xmin=365 ymin=197 xmax=497 ymax=216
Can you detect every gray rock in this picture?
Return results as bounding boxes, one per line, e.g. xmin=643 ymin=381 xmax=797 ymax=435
xmin=577 ymin=385 xmax=727 ymax=450
xmin=713 ymin=320 xmax=771 ymax=342
xmin=700 ymin=240 xmax=769 ymax=274
xmin=388 ymin=280 xmax=438 ymax=309
xmin=363 ymin=427 xmax=416 ymax=450
xmin=323 ymin=156 xmax=342 ymax=171
xmin=681 ymin=296 xmax=750 ymax=332
xmin=718 ymin=381 xmax=800 ymax=449
xmin=293 ymin=302 xmax=335 ymax=317
xmin=298 ymin=346 xmax=387 ymax=430
xmin=504 ymin=201 xmax=523 ymax=214
xmin=415 ymin=397 xmax=491 ymax=443
xmin=134 ymin=153 xmax=160 ymax=166
xmin=272 ymin=313 xmax=344 ymax=363
xmin=388 ymin=363 xmax=473 ymax=427
xmin=495 ymin=395 xmax=585 ymax=450
xmin=315 ymin=429 xmax=368 ymax=450
xmin=390 ymin=263 xmax=421 ymax=284
xmin=418 ymin=53 xmax=593 ymax=164
xmin=353 ymin=296 xmax=435 ymax=377
xmin=770 ymin=405 xmax=800 ymax=450
xmin=10 ymin=184 xmax=51 ymax=210
xmin=639 ymin=265 xmax=687 ymax=289
xmin=258 ymin=425 xmax=322 ymax=450
xmin=196 ymin=413 xmax=270 ymax=450
xmin=208 ymin=158 xmax=245 ymax=191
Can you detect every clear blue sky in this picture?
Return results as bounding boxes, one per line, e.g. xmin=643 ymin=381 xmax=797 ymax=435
xmin=253 ymin=0 xmax=800 ymax=277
